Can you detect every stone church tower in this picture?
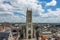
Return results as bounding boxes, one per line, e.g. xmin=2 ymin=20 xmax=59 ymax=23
xmin=26 ymin=9 xmax=33 ymax=39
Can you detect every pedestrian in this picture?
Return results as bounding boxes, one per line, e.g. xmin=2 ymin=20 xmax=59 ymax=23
xmin=48 ymin=37 xmax=51 ymax=40
xmin=39 ymin=36 xmax=41 ymax=40
xmin=36 ymin=27 xmax=40 ymax=40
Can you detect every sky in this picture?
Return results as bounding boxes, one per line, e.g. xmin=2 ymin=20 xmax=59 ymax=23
xmin=0 ymin=0 xmax=60 ymax=23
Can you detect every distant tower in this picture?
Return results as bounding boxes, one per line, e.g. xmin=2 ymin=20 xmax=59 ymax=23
xmin=26 ymin=9 xmax=33 ymax=39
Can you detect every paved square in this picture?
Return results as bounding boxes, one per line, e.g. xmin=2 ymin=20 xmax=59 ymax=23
xmin=22 ymin=38 xmax=36 ymax=40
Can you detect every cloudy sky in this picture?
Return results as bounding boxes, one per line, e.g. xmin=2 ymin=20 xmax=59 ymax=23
xmin=0 ymin=0 xmax=60 ymax=23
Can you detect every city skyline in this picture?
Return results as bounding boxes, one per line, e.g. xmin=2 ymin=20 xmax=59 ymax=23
xmin=0 ymin=0 xmax=60 ymax=23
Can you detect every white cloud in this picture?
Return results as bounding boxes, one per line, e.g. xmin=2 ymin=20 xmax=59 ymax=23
xmin=0 ymin=1 xmax=15 ymax=11
xmin=15 ymin=0 xmax=44 ymax=13
xmin=0 ymin=11 xmax=25 ymax=23
xmin=0 ymin=0 xmax=60 ymax=23
xmin=0 ymin=0 xmax=26 ymax=23
xmin=46 ymin=0 xmax=57 ymax=6
xmin=33 ymin=8 xmax=60 ymax=23
xmin=47 ymin=8 xmax=60 ymax=17
xmin=38 ymin=8 xmax=60 ymax=18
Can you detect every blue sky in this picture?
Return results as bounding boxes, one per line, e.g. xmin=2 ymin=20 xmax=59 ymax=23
xmin=0 ymin=0 xmax=60 ymax=23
